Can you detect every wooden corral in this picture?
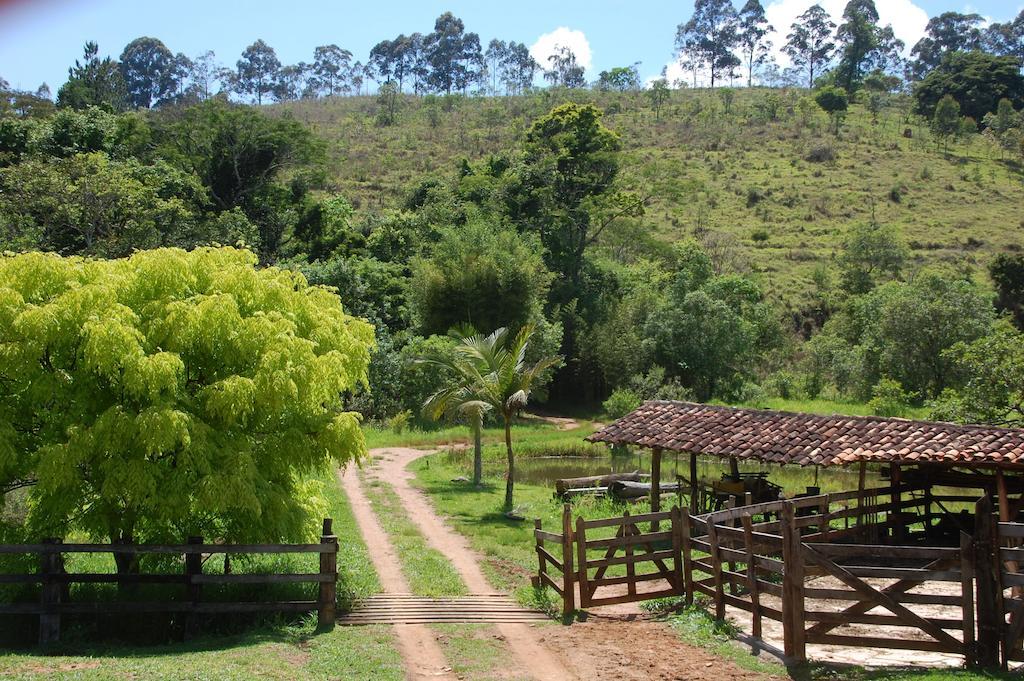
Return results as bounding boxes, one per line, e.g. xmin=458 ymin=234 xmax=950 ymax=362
xmin=557 ymin=401 xmax=1024 ymax=669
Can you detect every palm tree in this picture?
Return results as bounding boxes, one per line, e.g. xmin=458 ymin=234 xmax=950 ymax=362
xmin=419 ymin=325 xmax=559 ymax=512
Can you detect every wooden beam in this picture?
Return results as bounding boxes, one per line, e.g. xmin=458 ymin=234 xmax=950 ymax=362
xmin=651 ymin=448 xmax=663 ymax=531
xmin=690 ymin=452 xmax=698 ymax=515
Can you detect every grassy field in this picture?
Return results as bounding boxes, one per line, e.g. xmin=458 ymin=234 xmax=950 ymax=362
xmin=275 ymin=89 xmax=1024 ymax=312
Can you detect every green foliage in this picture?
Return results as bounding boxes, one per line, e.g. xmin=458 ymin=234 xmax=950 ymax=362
xmin=914 ymin=51 xmax=1024 ymax=122
xmin=991 ymin=253 xmax=1024 ymax=330
xmin=647 ymin=79 xmax=670 ymax=121
xmin=0 ymin=247 xmax=375 ymax=551
xmin=644 ymin=241 xmax=781 ymax=401
xmin=931 ymin=321 xmax=1024 ymax=426
xmin=815 ymin=86 xmax=849 ymax=134
xmin=411 ymin=221 xmax=551 ymax=336
xmin=56 ymin=42 xmax=128 ymax=112
xmin=931 ymin=94 xmax=962 ymax=151
xmin=838 ymin=222 xmax=909 ymax=294
xmin=602 ymin=388 xmax=642 ymax=419
xmin=808 ymin=268 xmax=994 ymax=400
xmin=867 ymin=378 xmax=915 ymax=417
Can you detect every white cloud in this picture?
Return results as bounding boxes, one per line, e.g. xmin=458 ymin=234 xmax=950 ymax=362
xmin=764 ymin=0 xmax=929 ymax=69
xmin=529 ymin=27 xmax=593 ymax=73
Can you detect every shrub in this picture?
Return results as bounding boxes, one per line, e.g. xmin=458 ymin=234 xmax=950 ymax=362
xmin=868 ymin=379 xmax=916 ymax=417
xmin=805 ymin=143 xmax=836 ymax=163
xmin=751 ymin=229 xmax=770 ymax=243
xmin=603 ymin=388 xmax=642 ymax=419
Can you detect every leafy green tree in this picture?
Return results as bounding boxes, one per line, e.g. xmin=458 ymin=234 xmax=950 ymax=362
xmin=931 ymin=321 xmax=1024 ymax=426
xmin=990 ymin=253 xmax=1024 ymax=330
xmin=838 ymin=222 xmax=908 ymax=294
xmin=737 ymin=0 xmax=773 ymax=88
xmin=499 ymin=42 xmax=539 ymax=95
xmin=834 ymin=0 xmax=883 ymax=92
xmin=914 ymin=51 xmax=1024 ymax=122
xmin=0 ymin=152 xmax=216 ymax=256
xmin=647 ymin=79 xmax=670 ymax=121
xmin=410 ymin=222 xmax=551 ymax=337
xmin=596 ymin=65 xmax=641 ymax=92
xmin=234 ymin=39 xmax=281 ymax=105
xmin=0 ymin=247 xmax=374 ymax=568
xmin=784 ymin=5 xmax=836 ymax=88
xmin=909 ymin=12 xmax=984 ymax=81
xmin=815 ymin=86 xmax=849 ymax=134
xmin=56 ymin=42 xmax=127 ymax=112
xmin=376 ymin=81 xmax=400 ymax=126
xmin=982 ymin=98 xmax=1022 ymax=158
xmin=984 ymin=10 xmax=1024 ymax=72
xmin=644 ymin=241 xmax=780 ymax=400
xmin=675 ymin=0 xmax=740 ymax=88
xmin=311 ymin=45 xmax=353 ymax=96
xmin=931 ymin=94 xmax=962 ymax=152
xmin=484 ymin=39 xmax=508 ymax=95
xmin=424 ymin=13 xmax=483 ymax=95
xmin=119 ymin=37 xmax=179 ymax=109
xmin=419 ymin=326 xmax=559 ymax=512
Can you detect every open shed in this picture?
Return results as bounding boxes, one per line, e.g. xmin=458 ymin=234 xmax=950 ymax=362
xmin=580 ymin=401 xmax=1024 ymax=666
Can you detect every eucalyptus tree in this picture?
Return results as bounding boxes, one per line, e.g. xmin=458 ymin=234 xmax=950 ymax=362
xmin=424 ymin=12 xmax=483 ymax=94
xmin=419 ymin=326 xmax=559 ymax=512
xmin=311 ymin=44 xmax=353 ymax=96
xmin=784 ymin=5 xmax=836 ymax=88
xmin=485 ymin=39 xmax=508 ymax=94
xmin=119 ymin=36 xmax=180 ymax=108
xmin=909 ymin=12 xmax=985 ymax=81
xmin=737 ymin=0 xmax=773 ymax=87
xmin=235 ymin=39 xmax=281 ymax=104
xmin=675 ymin=0 xmax=739 ymax=88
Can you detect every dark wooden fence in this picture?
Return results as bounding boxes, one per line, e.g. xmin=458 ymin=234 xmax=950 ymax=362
xmin=535 ymin=487 xmax=1024 ymax=669
xmin=0 ymin=518 xmax=339 ymax=644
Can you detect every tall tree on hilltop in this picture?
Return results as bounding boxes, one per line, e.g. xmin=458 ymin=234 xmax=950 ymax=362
xmin=985 ymin=10 xmax=1024 ymax=73
xmin=119 ymin=37 xmax=181 ymax=108
xmin=784 ymin=4 xmax=836 ymax=88
xmin=485 ymin=39 xmax=508 ymax=94
xmin=500 ymin=42 xmax=539 ymax=94
xmin=737 ymin=0 xmax=773 ymax=87
xmin=311 ymin=44 xmax=353 ymax=96
xmin=235 ymin=39 xmax=281 ymax=104
xmin=424 ymin=12 xmax=483 ymax=95
xmin=910 ymin=12 xmax=984 ymax=81
xmin=835 ymin=0 xmax=894 ymax=92
xmin=544 ymin=46 xmax=586 ymax=88
xmin=56 ymin=41 xmax=127 ymax=111
xmin=676 ymin=0 xmax=740 ymax=88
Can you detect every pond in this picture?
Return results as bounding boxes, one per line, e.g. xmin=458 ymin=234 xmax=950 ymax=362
xmin=439 ymin=447 xmax=883 ymax=497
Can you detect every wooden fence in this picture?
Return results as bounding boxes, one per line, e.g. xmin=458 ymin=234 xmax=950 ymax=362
xmin=534 ymin=486 xmax=1024 ymax=668
xmin=0 ymin=518 xmax=339 ymax=644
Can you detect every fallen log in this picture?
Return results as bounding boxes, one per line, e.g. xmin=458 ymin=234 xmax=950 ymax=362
xmin=554 ymin=471 xmax=643 ymax=496
xmin=608 ymin=480 xmax=683 ymax=500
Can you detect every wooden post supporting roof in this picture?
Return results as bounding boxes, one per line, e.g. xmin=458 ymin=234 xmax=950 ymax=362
xmin=689 ymin=452 xmax=698 ymax=515
xmin=651 ymin=447 xmax=662 ymax=531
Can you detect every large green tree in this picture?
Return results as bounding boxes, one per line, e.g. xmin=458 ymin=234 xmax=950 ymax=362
xmin=424 ymin=13 xmax=482 ymax=95
xmin=0 ymin=247 xmax=374 ymax=569
xmin=914 ymin=51 xmax=1024 ymax=122
xmin=234 ymin=39 xmax=281 ymax=105
xmin=675 ymin=0 xmax=740 ymax=88
xmin=56 ymin=42 xmax=127 ymax=112
xmin=909 ymin=12 xmax=984 ymax=81
xmin=119 ymin=37 xmax=182 ymax=109
xmin=783 ymin=5 xmax=836 ymax=88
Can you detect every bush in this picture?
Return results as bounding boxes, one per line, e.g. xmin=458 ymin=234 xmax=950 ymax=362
xmin=763 ymin=370 xmax=801 ymax=400
xmin=751 ymin=229 xmax=770 ymax=243
xmin=805 ymin=143 xmax=836 ymax=163
xmin=868 ymin=379 xmax=915 ymax=417
xmin=603 ymin=388 xmax=642 ymax=419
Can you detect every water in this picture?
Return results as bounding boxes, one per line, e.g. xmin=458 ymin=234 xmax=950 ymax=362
xmin=440 ymin=448 xmax=879 ymax=497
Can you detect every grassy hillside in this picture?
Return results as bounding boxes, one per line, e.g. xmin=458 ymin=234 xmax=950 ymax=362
xmin=275 ymin=88 xmax=1024 ymax=311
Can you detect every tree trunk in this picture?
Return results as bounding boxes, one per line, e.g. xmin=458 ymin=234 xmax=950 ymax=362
xmin=472 ymin=415 xmax=483 ymax=486
xmin=503 ymin=416 xmax=514 ymax=512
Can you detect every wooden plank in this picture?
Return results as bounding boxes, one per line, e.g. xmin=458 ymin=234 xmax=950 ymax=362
xmin=742 ymin=514 xmax=762 ymax=639
xmin=588 ymin=571 xmax=673 ymax=588
xmin=536 ymin=546 xmax=562 ymax=572
xmin=584 ymin=531 xmax=673 ymax=550
xmin=191 ymin=573 xmax=333 ymax=584
xmin=538 ymin=572 xmax=563 ymax=595
xmin=0 ymin=543 xmax=333 ymax=555
xmin=999 ymin=523 xmax=1024 ymax=538
xmin=705 ymin=519 xmax=726 ymax=621
xmin=961 ymin=532 xmax=976 ymax=667
xmin=586 ymin=587 xmax=680 ymax=608
xmin=806 ymin=633 xmax=964 ymax=654
xmin=804 ymin=588 xmax=964 ymax=606
xmin=534 ymin=529 xmax=564 ymax=545
xmin=681 ymin=508 xmax=694 ymax=606
xmin=803 ymin=610 xmax=964 ymax=628
xmin=671 ymin=507 xmax=685 ymax=596
xmin=801 ymin=544 xmax=963 ymax=652
xmin=584 ymin=549 xmax=676 ymax=571
xmin=804 ymin=543 xmax=959 ymax=561
xmin=583 ymin=511 xmax=673 ymax=530
xmin=563 ymin=505 xmax=576 ymax=615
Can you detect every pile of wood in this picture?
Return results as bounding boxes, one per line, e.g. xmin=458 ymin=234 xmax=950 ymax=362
xmin=554 ymin=471 xmax=645 ymax=499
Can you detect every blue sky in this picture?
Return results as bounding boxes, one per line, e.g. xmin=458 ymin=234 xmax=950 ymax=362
xmin=0 ymin=0 xmax=1020 ymax=93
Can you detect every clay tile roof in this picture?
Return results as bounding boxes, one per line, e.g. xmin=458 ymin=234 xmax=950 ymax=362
xmin=586 ymin=401 xmax=1024 ymax=468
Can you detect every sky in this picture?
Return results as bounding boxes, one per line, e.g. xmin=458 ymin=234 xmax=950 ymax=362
xmin=0 ymin=0 xmax=1021 ymax=93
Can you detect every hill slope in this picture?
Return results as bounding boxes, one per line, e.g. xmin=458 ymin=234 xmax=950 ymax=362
xmin=275 ymin=88 xmax=1024 ymax=311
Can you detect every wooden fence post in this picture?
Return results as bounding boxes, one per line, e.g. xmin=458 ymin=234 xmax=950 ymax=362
xmin=960 ymin=531 xmax=976 ymax=667
xmin=562 ymin=504 xmax=576 ymax=616
xmin=705 ymin=516 xmax=725 ymax=621
xmin=184 ymin=535 xmax=203 ymax=640
xmin=780 ymin=501 xmax=806 ymax=662
xmin=532 ymin=519 xmax=544 ymax=589
xmin=319 ymin=518 xmax=338 ymax=629
xmin=671 ymin=507 xmax=685 ymax=596
xmin=38 ymin=538 xmax=62 ymax=645
xmin=742 ymin=514 xmax=762 ymax=639
xmin=575 ymin=514 xmax=588 ymax=613
xmin=681 ymin=508 xmax=694 ymax=606
xmin=974 ymin=496 xmax=1002 ymax=669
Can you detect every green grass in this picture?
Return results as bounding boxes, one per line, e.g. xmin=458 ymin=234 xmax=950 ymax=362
xmin=430 ymin=624 xmax=530 ymax=681
xmin=274 ymin=89 xmax=1024 ymax=312
xmin=362 ymin=419 xmax=599 ymax=452
xmin=358 ymin=471 xmax=467 ymax=597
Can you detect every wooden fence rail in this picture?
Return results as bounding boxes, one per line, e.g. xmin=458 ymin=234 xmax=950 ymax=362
xmin=0 ymin=519 xmax=339 ymax=644
xmin=535 ymin=487 xmax=1024 ymax=669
